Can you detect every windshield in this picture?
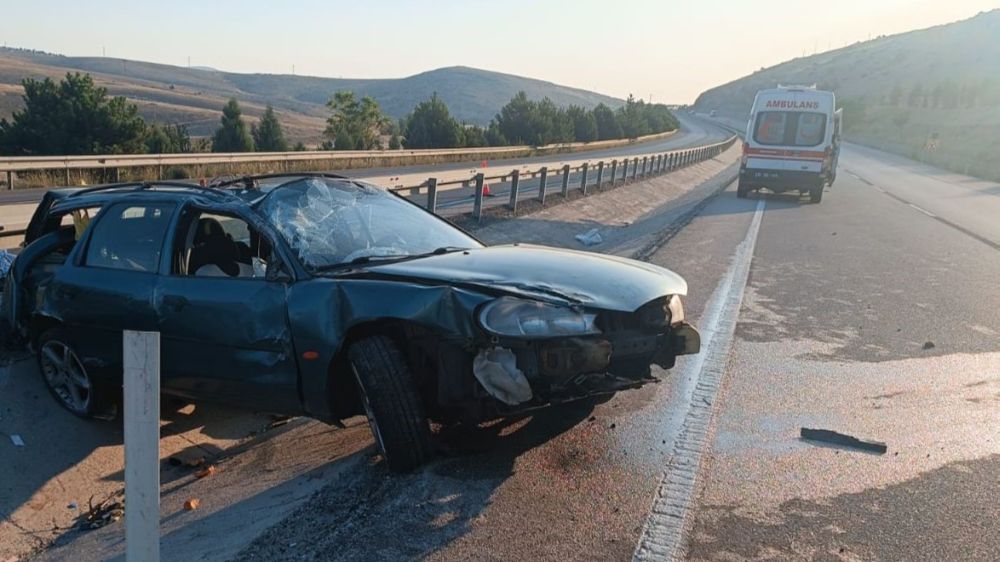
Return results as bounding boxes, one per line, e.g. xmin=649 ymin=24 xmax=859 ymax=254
xmin=258 ymin=177 xmax=481 ymax=270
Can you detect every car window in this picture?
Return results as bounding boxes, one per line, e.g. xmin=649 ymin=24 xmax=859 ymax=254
xmin=754 ymin=111 xmax=826 ymax=147
xmin=754 ymin=112 xmax=787 ymax=145
xmin=84 ymin=202 xmax=176 ymax=272
xmin=173 ymin=210 xmax=279 ymax=279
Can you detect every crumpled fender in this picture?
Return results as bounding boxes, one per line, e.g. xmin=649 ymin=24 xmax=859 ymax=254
xmin=287 ymin=277 xmax=493 ymax=419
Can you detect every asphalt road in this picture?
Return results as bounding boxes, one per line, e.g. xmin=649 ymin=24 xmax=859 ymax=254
xmin=237 ymin=142 xmax=999 ymax=560
xmin=3 ymin=131 xmax=997 ymax=561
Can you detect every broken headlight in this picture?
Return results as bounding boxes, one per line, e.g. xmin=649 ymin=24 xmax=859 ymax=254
xmin=478 ymin=297 xmax=600 ymax=338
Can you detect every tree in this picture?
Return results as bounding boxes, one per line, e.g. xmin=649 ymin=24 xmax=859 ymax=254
xmin=403 ymin=93 xmax=464 ymax=149
xmin=496 ymin=91 xmax=541 ymax=145
xmin=324 ymin=91 xmax=389 ymax=150
xmin=388 ymin=134 xmax=402 ymax=149
xmin=251 ymin=105 xmax=288 ymax=152
xmin=212 ymin=98 xmax=254 ymax=152
xmin=0 ymin=72 xmax=147 ymax=155
xmin=292 ymin=141 xmax=308 ymax=151
xmin=617 ymin=95 xmax=649 ymax=138
xmin=592 ymin=103 xmax=622 ymax=140
xmin=146 ymin=123 xmax=191 ymax=154
xmin=485 ymin=121 xmax=507 ymax=146
xmin=462 ymin=125 xmax=487 ymax=148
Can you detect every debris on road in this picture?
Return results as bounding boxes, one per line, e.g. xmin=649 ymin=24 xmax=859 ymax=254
xmin=184 ymin=498 xmax=200 ymax=511
xmin=922 ymin=341 xmax=936 ymax=350
xmin=574 ymin=228 xmax=603 ymax=246
xmin=800 ymin=427 xmax=888 ymax=454
xmin=9 ymin=434 xmax=25 ymax=446
xmin=168 ymin=455 xmax=206 ymax=468
xmin=80 ymin=491 xmax=124 ymax=530
xmin=194 ymin=465 xmax=217 ymax=479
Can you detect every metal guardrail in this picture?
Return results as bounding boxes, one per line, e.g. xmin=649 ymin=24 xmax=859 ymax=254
xmin=392 ymin=135 xmax=739 ymax=220
xmin=0 ymin=130 xmax=677 ymax=189
xmin=0 ymin=134 xmax=737 ymax=240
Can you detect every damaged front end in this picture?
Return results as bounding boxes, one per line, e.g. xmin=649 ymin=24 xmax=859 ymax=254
xmin=438 ymin=294 xmax=700 ymax=420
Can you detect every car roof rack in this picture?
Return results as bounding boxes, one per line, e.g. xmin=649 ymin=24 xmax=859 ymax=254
xmin=65 ymin=180 xmax=243 ymax=201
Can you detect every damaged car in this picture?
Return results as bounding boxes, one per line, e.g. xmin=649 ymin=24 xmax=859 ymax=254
xmin=1 ymin=174 xmax=700 ymax=471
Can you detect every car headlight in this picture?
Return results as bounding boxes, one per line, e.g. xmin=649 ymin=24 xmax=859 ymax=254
xmin=478 ymin=297 xmax=600 ymax=338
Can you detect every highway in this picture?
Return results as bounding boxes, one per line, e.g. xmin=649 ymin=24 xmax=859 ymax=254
xmin=2 ymin=114 xmax=997 ymax=561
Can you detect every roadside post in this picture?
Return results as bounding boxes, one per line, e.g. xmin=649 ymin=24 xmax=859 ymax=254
xmin=580 ymin=163 xmax=589 ymax=195
xmin=124 ymin=330 xmax=160 ymax=562
xmin=473 ymin=173 xmax=486 ymax=221
xmin=508 ymin=169 xmax=520 ymax=212
xmin=632 ymin=158 xmax=639 ymax=181
xmin=537 ymin=167 xmax=548 ymax=205
xmin=426 ymin=178 xmax=438 ymax=214
xmin=595 ymin=161 xmax=605 ymax=189
xmin=610 ymin=160 xmax=618 ymax=186
xmin=561 ymin=164 xmax=571 ymax=197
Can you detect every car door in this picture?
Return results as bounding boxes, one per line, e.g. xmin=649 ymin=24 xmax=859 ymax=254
xmin=43 ymin=200 xmax=176 ymax=379
xmin=154 ymin=205 xmax=301 ymax=414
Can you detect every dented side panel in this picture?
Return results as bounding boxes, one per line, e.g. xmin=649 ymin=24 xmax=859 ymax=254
xmin=286 ymin=278 xmax=491 ymax=419
xmin=154 ymin=276 xmax=301 ymax=413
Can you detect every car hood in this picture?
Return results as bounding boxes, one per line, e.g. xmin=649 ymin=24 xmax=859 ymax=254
xmin=364 ymin=244 xmax=687 ymax=312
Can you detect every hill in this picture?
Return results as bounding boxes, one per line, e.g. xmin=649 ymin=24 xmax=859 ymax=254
xmin=0 ymin=48 xmax=621 ymax=144
xmin=693 ymin=10 xmax=1000 ymax=180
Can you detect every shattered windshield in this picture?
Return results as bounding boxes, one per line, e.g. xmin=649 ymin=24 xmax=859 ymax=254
xmin=258 ymin=177 xmax=481 ymax=270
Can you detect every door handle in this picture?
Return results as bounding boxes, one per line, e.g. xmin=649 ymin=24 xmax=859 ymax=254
xmin=162 ymin=295 xmax=189 ymax=311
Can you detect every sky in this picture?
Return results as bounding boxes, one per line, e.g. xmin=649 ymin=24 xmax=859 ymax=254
xmin=0 ymin=0 xmax=995 ymax=103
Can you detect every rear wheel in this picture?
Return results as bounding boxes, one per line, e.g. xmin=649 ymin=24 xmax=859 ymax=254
xmin=809 ymin=186 xmax=823 ymax=203
xmin=38 ymin=328 xmax=117 ymax=419
xmin=736 ymin=180 xmax=749 ymax=199
xmin=348 ymin=335 xmax=433 ymax=472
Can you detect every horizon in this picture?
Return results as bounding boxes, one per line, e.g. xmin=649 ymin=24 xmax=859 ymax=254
xmin=0 ymin=1 xmax=995 ymax=104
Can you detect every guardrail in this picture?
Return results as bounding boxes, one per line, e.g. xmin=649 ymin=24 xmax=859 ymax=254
xmin=0 ymin=130 xmax=677 ymax=189
xmin=0 ymin=134 xmax=738 ymax=241
xmin=392 ymin=135 xmax=739 ymax=220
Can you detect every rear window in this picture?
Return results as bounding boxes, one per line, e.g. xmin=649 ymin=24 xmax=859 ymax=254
xmin=85 ymin=202 xmax=176 ymax=272
xmin=753 ymin=111 xmax=827 ymax=147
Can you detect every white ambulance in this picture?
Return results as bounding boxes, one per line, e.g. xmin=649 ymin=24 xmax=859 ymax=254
xmin=738 ymin=86 xmax=841 ymax=203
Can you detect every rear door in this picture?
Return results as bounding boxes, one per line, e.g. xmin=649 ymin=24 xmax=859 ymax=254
xmin=747 ymin=92 xmax=830 ymax=173
xmin=43 ymin=200 xmax=176 ymax=378
xmin=154 ymin=205 xmax=301 ymax=413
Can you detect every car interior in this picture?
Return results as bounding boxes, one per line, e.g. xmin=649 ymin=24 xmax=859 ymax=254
xmin=174 ymin=210 xmax=274 ymax=278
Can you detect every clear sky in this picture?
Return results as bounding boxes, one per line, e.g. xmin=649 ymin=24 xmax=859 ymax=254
xmin=0 ymin=0 xmax=995 ymax=103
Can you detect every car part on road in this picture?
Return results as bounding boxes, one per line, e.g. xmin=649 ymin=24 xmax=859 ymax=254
xmin=349 ymin=335 xmax=434 ymax=472
xmin=800 ymin=427 xmax=887 ymax=454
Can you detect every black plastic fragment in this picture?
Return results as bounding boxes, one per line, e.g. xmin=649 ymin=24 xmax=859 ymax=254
xmin=800 ymin=428 xmax=887 ymax=454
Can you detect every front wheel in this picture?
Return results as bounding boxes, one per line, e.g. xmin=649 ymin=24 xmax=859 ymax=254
xmin=348 ymin=335 xmax=433 ymax=472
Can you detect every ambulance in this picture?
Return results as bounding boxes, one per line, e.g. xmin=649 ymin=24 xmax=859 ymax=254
xmin=738 ymin=86 xmax=841 ymax=203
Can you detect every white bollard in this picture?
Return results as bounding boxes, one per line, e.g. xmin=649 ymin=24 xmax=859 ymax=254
xmin=124 ymin=330 xmax=160 ymax=562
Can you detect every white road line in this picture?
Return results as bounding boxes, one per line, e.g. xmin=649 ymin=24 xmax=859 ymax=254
xmin=633 ymin=198 xmax=766 ymax=562
xmin=908 ymin=203 xmax=937 ymax=218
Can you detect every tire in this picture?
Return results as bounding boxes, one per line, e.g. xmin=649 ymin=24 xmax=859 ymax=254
xmin=736 ymin=181 xmax=749 ymax=199
xmin=809 ymin=186 xmax=823 ymax=204
xmin=348 ymin=335 xmax=433 ymax=472
xmin=37 ymin=328 xmax=117 ymax=419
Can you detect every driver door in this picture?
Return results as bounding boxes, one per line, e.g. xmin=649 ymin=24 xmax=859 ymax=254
xmin=155 ymin=206 xmax=301 ymax=414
